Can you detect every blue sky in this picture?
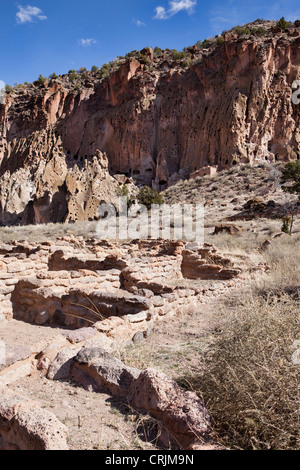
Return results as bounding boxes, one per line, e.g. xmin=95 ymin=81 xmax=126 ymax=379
xmin=1 ymin=0 xmax=300 ymax=85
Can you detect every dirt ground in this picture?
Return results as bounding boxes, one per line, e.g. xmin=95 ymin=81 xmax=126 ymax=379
xmin=6 ymin=295 xmax=222 ymax=451
xmin=8 ymin=372 xmax=159 ymax=451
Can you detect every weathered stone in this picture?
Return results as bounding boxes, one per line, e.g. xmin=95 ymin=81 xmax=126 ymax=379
xmin=132 ymin=331 xmax=144 ymax=343
xmin=47 ymin=347 xmax=79 ymax=381
xmin=71 ymin=348 xmax=140 ymax=397
xmin=132 ymin=368 xmax=211 ymax=448
xmin=0 ymin=363 xmax=32 ymax=388
xmin=213 ymin=224 xmax=243 ymax=235
xmin=0 ymin=392 xmax=68 ymax=450
xmin=63 ymin=328 xmax=97 ymax=344
xmin=126 ymin=312 xmax=148 ymax=323
xmin=0 ymin=346 xmax=32 ymax=372
xmin=93 ymin=317 xmax=124 ymax=333
xmin=35 ymin=309 xmax=50 ymax=325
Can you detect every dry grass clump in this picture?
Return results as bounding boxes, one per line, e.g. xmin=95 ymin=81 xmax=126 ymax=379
xmin=182 ymin=293 xmax=300 ymax=450
xmin=0 ymin=221 xmax=100 ymax=243
xmin=258 ymin=233 xmax=300 ymax=295
xmin=179 ymin=233 xmax=300 ymax=450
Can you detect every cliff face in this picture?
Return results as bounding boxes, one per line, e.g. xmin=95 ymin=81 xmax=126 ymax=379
xmin=1 ymin=22 xmax=300 ymax=225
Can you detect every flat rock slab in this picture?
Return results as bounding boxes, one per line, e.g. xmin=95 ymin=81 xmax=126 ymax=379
xmin=0 ymin=320 xmax=69 ymax=356
xmin=62 ymin=327 xmax=97 ymax=344
xmin=0 ymin=362 xmax=32 ymax=388
xmin=0 ymin=391 xmax=68 ymax=450
xmin=0 ymin=346 xmax=32 ymax=372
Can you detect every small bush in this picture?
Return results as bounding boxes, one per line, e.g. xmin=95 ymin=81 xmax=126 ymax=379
xmin=170 ymin=50 xmax=187 ymax=61
xmin=216 ymin=37 xmax=225 ymax=46
xmin=197 ymin=294 xmax=300 ymax=450
xmin=277 ymin=17 xmax=292 ymax=30
xmin=5 ymin=84 xmax=13 ymax=94
xmin=37 ymin=74 xmax=47 ymax=86
xmin=69 ymin=73 xmax=78 ymax=82
xmin=153 ymin=47 xmax=163 ymax=58
xmin=233 ymin=26 xmax=251 ymax=36
xmin=125 ymin=50 xmax=138 ymax=60
xmin=281 ymin=216 xmax=292 ymax=234
xmin=98 ymin=66 xmax=110 ymax=80
xmin=136 ymin=187 xmax=165 ymax=211
xmin=202 ymin=39 xmax=212 ymax=48
xmin=281 ymin=160 xmax=300 ymax=198
xmin=252 ymin=27 xmax=266 ymax=36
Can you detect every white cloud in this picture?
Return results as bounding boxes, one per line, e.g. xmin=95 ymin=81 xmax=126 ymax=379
xmin=16 ymin=5 xmax=47 ymax=24
xmin=133 ymin=19 xmax=147 ymax=27
xmin=78 ymin=38 xmax=97 ymax=47
xmin=154 ymin=0 xmax=197 ymax=20
xmin=154 ymin=6 xmax=168 ymax=20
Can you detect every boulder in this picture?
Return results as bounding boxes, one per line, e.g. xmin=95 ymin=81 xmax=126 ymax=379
xmin=0 ymin=392 xmax=68 ymax=450
xmin=71 ymin=348 xmax=140 ymax=397
xmin=47 ymin=347 xmax=79 ymax=381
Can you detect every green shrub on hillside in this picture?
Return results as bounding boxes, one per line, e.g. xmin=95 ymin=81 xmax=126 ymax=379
xmin=277 ymin=17 xmax=292 ymax=30
xmin=5 ymin=84 xmax=13 ymax=94
xmin=78 ymin=67 xmax=87 ymax=74
xmin=281 ymin=160 xmax=300 ymax=198
xmin=137 ymin=187 xmax=165 ymax=211
xmin=153 ymin=47 xmax=163 ymax=58
xmin=216 ymin=36 xmax=225 ymax=46
xmin=170 ymin=50 xmax=187 ymax=61
xmin=37 ymin=74 xmax=47 ymax=86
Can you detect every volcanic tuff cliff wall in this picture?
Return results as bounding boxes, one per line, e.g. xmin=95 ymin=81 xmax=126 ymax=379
xmin=0 ymin=22 xmax=300 ymax=225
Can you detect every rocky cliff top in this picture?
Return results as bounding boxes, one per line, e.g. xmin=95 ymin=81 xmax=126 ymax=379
xmin=4 ymin=19 xmax=300 ymax=98
xmin=1 ymin=19 xmax=300 ymax=226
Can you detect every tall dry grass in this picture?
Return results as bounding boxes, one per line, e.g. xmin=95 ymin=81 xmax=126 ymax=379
xmin=181 ymin=233 xmax=300 ymax=450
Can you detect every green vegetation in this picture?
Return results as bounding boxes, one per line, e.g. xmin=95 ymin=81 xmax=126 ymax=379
xmin=136 ymin=187 xmax=165 ymax=211
xmin=117 ymin=186 xmax=164 ymax=211
xmin=216 ymin=36 xmax=225 ymax=46
xmin=37 ymin=74 xmax=47 ymax=86
xmin=202 ymin=39 xmax=212 ymax=48
xmin=49 ymin=72 xmax=58 ymax=80
xmin=233 ymin=26 xmax=251 ymax=35
xmin=153 ymin=47 xmax=163 ymax=58
xmin=170 ymin=50 xmax=187 ymax=61
xmin=230 ymin=25 xmax=266 ymax=37
xmin=69 ymin=73 xmax=78 ymax=82
xmin=91 ymin=65 xmax=99 ymax=73
xmin=125 ymin=49 xmax=138 ymax=60
xmin=98 ymin=64 xmax=110 ymax=79
xmin=277 ymin=16 xmax=292 ymax=30
xmin=252 ymin=26 xmax=267 ymax=36
xmin=5 ymin=84 xmax=13 ymax=94
xmin=281 ymin=215 xmax=292 ymax=234
xmin=281 ymin=160 xmax=300 ymax=198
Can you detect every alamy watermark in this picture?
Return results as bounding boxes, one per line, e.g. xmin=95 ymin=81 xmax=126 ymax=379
xmin=0 ymin=80 xmax=5 ymax=105
xmin=292 ymin=80 xmax=300 ymax=105
xmin=291 ymin=340 xmax=300 ymax=366
xmin=0 ymin=341 xmax=5 ymax=370
xmin=96 ymin=197 xmax=204 ymax=243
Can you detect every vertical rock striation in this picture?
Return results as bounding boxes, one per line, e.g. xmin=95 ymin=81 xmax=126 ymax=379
xmin=0 ymin=22 xmax=300 ymax=224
